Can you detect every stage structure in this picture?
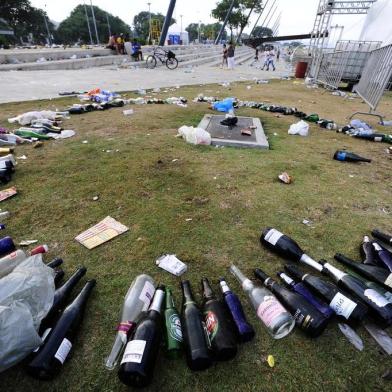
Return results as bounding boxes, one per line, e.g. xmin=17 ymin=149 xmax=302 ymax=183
xmin=308 ymin=0 xmax=377 ymax=77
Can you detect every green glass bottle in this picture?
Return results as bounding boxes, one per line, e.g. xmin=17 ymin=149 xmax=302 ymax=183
xmin=164 ymin=287 xmax=182 ymax=358
xmin=305 ymin=113 xmax=320 ymax=122
xmin=15 ymin=128 xmax=52 ymax=140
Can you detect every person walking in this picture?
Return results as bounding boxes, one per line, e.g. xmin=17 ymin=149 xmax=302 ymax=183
xmin=221 ymin=44 xmax=228 ymax=68
xmin=267 ymin=49 xmax=276 ymax=71
xmin=227 ymin=42 xmax=235 ymax=70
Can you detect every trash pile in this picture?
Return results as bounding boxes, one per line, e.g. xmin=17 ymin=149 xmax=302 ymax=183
xmin=194 ymin=97 xmax=392 ymax=144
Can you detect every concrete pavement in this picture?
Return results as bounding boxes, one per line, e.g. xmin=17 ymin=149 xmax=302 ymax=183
xmin=0 ymin=61 xmax=290 ymax=104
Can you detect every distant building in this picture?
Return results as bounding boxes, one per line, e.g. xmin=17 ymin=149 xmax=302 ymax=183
xmin=0 ymin=18 xmax=14 ymax=36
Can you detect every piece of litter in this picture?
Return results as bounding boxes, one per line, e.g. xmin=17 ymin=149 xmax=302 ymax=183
xmin=156 ymin=254 xmax=187 ymax=276
xmin=241 ymin=128 xmax=252 ymax=136
xmin=172 ymin=159 xmax=179 ymax=162
xmin=364 ymin=322 xmax=392 ymax=355
xmin=93 ymin=196 xmax=99 ymax=201
xmin=349 ymin=174 xmax=355 ymax=178
xmin=19 ymin=240 xmax=38 ymax=246
xmin=75 ymin=216 xmax=129 ymax=249
xmin=123 ymin=109 xmax=134 ymax=116
xmin=273 ymin=133 xmax=278 ymax=136
xmin=82 ymin=140 xmax=88 ymax=144
xmin=302 ymin=219 xmax=313 ymax=227
xmin=278 ymin=172 xmax=292 ymax=184
xmin=338 ymin=323 xmax=364 ymax=351
xmin=0 ymin=187 xmax=17 ymax=202
xmin=185 ymin=218 xmax=193 ymax=222
xmin=246 ymin=86 xmax=251 ymax=90
xmin=17 ymin=155 xmax=27 ymax=160
xmin=267 ymin=355 xmax=275 ymax=368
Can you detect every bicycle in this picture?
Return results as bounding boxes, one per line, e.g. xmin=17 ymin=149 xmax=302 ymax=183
xmin=146 ymin=47 xmax=178 ymax=70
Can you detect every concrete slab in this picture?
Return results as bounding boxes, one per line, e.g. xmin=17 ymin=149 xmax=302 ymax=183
xmin=198 ymin=114 xmax=269 ymax=149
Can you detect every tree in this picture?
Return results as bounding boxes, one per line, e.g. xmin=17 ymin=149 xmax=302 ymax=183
xmin=0 ymin=0 xmax=55 ymax=44
xmin=252 ymin=26 xmax=273 ymax=38
xmin=212 ymin=0 xmax=263 ymax=42
xmin=133 ymin=11 xmax=175 ymax=44
xmin=56 ymin=5 xmax=130 ymax=44
xmin=186 ymin=22 xmax=225 ymax=42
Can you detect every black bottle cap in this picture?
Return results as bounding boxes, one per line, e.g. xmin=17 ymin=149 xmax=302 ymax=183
xmin=254 ymin=268 xmax=269 ymax=282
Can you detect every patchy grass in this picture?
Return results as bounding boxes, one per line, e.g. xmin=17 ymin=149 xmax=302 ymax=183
xmin=0 ymin=80 xmax=391 ymax=392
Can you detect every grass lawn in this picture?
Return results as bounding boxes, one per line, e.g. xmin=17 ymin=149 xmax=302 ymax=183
xmin=0 ymin=80 xmax=391 ymax=392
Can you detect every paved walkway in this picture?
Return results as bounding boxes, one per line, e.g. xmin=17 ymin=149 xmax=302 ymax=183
xmin=0 ymin=61 xmax=290 ymax=104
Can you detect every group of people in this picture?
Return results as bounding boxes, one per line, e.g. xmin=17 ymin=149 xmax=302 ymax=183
xmin=255 ymin=47 xmax=280 ymax=71
xmin=107 ymin=34 xmax=143 ymax=61
xmin=221 ymin=42 xmax=236 ymax=69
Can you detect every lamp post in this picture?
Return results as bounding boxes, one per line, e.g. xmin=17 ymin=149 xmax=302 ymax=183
xmin=43 ymin=3 xmax=52 ymax=46
xmin=83 ymin=1 xmax=93 ymax=45
xmin=180 ymin=14 xmax=183 ymax=45
xmin=198 ymin=20 xmax=201 ymax=43
xmin=147 ymin=2 xmax=152 ymax=45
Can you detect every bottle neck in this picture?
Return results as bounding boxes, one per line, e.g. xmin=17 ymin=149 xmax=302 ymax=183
xmin=57 ymin=267 xmax=87 ymax=296
xmin=230 ymin=265 xmax=254 ymax=291
xmin=373 ymin=243 xmax=382 ymax=252
xmin=278 ymin=272 xmax=295 ymax=287
xmin=201 ymin=278 xmax=215 ymax=300
xmin=149 ymin=287 xmax=165 ymax=314
xmin=363 ymin=236 xmax=370 ymax=244
xmin=322 ymin=262 xmax=347 ymax=282
xmin=181 ymin=280 xmax=195 ymax=304
xmin=165 ymin=288 xmax=175 ymax=309
xmin=67 ymin=279 xmax=96 ymax=311
xmin=219 ymin=279 xmax=231 ymax=294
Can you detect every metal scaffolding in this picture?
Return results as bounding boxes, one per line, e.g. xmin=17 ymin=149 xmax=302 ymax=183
xmin=308 ymin=0 xmax=376 ymax=77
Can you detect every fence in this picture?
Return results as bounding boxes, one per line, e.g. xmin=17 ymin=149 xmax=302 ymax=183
xmin=315 ymin=50 xmax=350 ymax=89
xmin=352 ymin=43 xmax=392 ymax=120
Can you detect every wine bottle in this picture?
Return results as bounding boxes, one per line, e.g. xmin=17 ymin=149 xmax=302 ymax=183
xmin=47 ymin=257 xmax=63 ymax=269
xmin=277 ymin=271 xmax=334 ymax=319
xmin=0 ymin=236 xmax=16 ymax=258
xmin=334 ymin=253 xmax=392 ymax=290
xmin=360 ymin=236 xmax=378 ymax=265
xmin=260 ymin=228 xmax=323 ymax=272
xmin=255 ymin=269 xmax=328 ymax=337
xmin=163 ymin=287 xmax=182 ymax=359
xmin=180 ymin=280 xmax=212 ymax=371
xmin=27 ymin=280 xmax=96 ymax=380
xmin=118 ymin=285 xmax=165 ymax=388
xmin=320 ymin=260 xmax=392 ymax=327
xmin=230 ymin=264 xmax=294 ymax=339
xmin=284 ymin=264 xmax=368 ymax=322
xmin=105 ymin=274 xmax=155 ymax=370
xmin=372 ymin=243 xmax=392 ymax=272
xmin=348 ymin=269 xmax=392 ymax=303
xmin=333 ymin=150 xmax=371 ymax=163
xmin=39 ymin=267 xmax=87 ymax=334
xmin=372 ymin=229 xmax=392 ymax=246
xmin=218 ymin=277 xmax=255 ymax=343
xmin=201 ymin=277 xmax=237 ymax=361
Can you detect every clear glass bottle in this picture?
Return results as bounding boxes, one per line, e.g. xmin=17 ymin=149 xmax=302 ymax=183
xmin=229 ymin=265 xmax=294 ymax=339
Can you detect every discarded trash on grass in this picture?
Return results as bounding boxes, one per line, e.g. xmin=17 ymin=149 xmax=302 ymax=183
xmin=241 ymin=128 xmax=252 ymax=136
xmin=178 ymin=126 xmax=211 ymax=145
xmin=156 ymin=254 xmax=187 ymax=276
xmin=267 ymin=355 xmax=275 ymax=368
xmin=302 ymin=219 xmax=313 ymax=227
xmin=19 ymin=240 xmax=38 ymax=246
xmin=278 ymin=172 xmax=292 ymax=184
xmin=75 ymin=216 xmax=129 ymax=249
xmin=288 ymin=120 xmax=309 ymax=137
xmin=338 ymin=323 xmax=364 ymax=351
xmin=0 ymin=187 xmax=17 ymax=202
xmin=92 ymin=196 xmax=99 ymax=201
xmin=185 ymin=218 xmax=193 ymax=222
xmin=17 ymin=155 xmax=27 ymax=160
xmin=123 ymin=109 xmax=134 ymax=116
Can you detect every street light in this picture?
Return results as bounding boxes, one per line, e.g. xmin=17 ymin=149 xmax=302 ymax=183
xmin=147 ymin=2 xmax=152 ymax=45
xmin=198 ymin=20 xmax=201 ymax=43
xmin=180 ymin=14 xmax=183 ymax=45
xmin=43 ymin=3 xmax=52 ymax=46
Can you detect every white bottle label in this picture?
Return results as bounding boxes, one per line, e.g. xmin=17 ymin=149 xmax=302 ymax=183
xmin=139 ymin=281 xmax=155 ymax=311
xmin=121 ymin=340 xmax=146 ymax=364
xmin=384 ymin=273 xmax=392 ymax=289
xmin=257 ymin=296 xmax=287 ymax=327
xmin=364 ymin=289 xmax=390 ymax=307
xmin=329 ymin=292 xmax=357 ymax=319
xmin=54 ymin=338 xmax=72 ymax=364
xmin=264 ymin=229 xmax=283 ymax=246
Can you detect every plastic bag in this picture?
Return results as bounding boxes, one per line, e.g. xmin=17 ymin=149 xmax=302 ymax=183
xmin=288 ymin=120 xmax=309 ymax=136
xmin=178 ymin=126 xmax=211 ymax=145
xmin=0 ymin=255 xmax=55 ymax=372
xmin=8 ymin=111 xmax=59 ymax=126
xmin=212 ymin=98 xmax=235 ymax=113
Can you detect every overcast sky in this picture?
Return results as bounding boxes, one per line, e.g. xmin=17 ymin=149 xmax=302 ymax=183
xmin=30 ymin=0 xmax=366 ymax=40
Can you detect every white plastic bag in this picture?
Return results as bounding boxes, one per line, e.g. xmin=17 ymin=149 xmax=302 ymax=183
xmin=288 ymin=120 xmax=309 ymax=136
xmin=178 ymin=126 xmax=211 ymax=145
xmin=0 ymin=255 xmax=55 ymax=372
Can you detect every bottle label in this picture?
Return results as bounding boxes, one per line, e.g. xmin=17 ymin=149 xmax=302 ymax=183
xmin=121 ymin=340 xmax=146 ymax=364
xmin=264 ymin=229 xmax=283 ymax=246
xmin=364 ymin=289 xmax=389 ymax=308
xmin=169 ymin=314 xmax=183 ymax=342
xmin=201 ymin=321 xmax=211 ymax=348
xmin=293 ymin=309 xmax=312 ymax=328
xmin=54 ymin=338 xmax=72 ymax=364
xmin=204 ymin=311 xmax=219 ymax=341
xmin=384 ymin=274 xmax=392 ymax=289
xmin=117 ymin=321 xmax=136 ymax=342
xmin=139 ymin=281 xmax=155 ymax=311
xmin=329 ymin=292 xmax=357 ymax=319
xmin=257 ymin=296 xmax=286 ymax=327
